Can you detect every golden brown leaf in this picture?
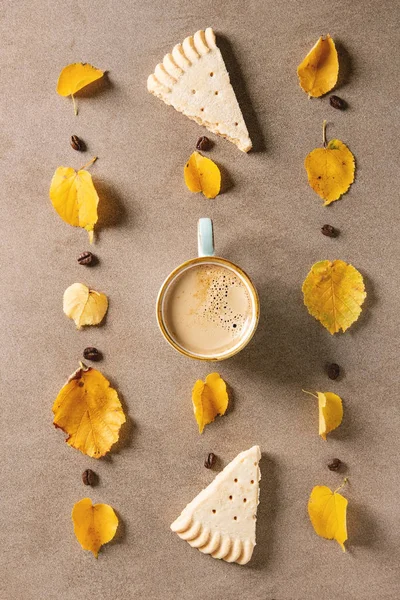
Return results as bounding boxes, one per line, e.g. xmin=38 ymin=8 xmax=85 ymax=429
xmin=297 ymin=35 xmax=338 ymax=97
xmin=184 ymin=152 xmax=221 ymax=199
xmin=302 ymin=260 xmax=366 ymax=334
xmin=305 ymin=123 xmax=355 ymax=205
xmin=53 ymin=364 xmax=125 ymax=458
xmin=72 ymin=498 xmax=118 ymax=557
xmin=192 ymin=373 xmax=228 ymax=433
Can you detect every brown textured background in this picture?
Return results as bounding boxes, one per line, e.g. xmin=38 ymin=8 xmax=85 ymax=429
xmin=1 ymin=1 xmax=399 ymax=599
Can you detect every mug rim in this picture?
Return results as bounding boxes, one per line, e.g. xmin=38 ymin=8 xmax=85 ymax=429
xmin=156 ymin=256 xmax=260 ymax=361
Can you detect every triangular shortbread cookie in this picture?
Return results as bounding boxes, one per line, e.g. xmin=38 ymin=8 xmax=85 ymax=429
xmin=147 ymin=28 xmax=252 ymax=152
xmin=171 ymin=446 xmax=261 ymax=564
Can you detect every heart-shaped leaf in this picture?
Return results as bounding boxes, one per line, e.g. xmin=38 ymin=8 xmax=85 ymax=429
xmin=63 ymin=283 xmax=108 ymax=329
xmin=305 ymin=123 xmax=355 ymax=205
xmin=49 ymin=157 xmax=99 ymax=241
xmin=72 ymin=498 xmax=118 ymax=557
xmin=308 ymin=480 xmax=348 ymax=551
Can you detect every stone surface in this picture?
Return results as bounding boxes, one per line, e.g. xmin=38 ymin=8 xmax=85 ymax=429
xmin=1 ymin=1 xmax=399 ymax=599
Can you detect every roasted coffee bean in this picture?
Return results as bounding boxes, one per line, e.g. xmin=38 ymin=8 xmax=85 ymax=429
xmin=70 ymin=134 xmax=85 ymax=151
xmin=77 ymin=251 xmax=94 ymax=265
xmin=204 ymin=452 xmax=216 ymax=469
xmin=329 ymin=95 xmax=347 ymax=110
xmin=321 ymin=224 xmax=337 ymax=238
xmin=196 ymin=136 xmax=212 ymax=151
xmin=328 ymin=458 xmax=342 ymax=472
xmin=83 ymin=347 xmax=102 ymax=361
xmin=82 ymin=469 xmax=97 ymax=486
xmin=327 ymin=363 xmax=340 ymax=380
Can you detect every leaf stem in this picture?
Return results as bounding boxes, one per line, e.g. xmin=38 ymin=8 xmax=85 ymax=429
xmin=80 ymin=156 xmax=98 ymax=171
xmin=79 ymin=361 xmax=89 ymax=372
xmin=334 ymin=477 xmax=348 ymax=494
xmin=302 ymin=389 xmax=318 ymax=399
xmin=72 ymin=94 xmax=78 ymax=116
xmin=323 ymin=120 xmax=327 ymax=148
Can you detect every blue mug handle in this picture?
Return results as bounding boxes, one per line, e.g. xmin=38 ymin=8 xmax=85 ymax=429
xmin=197 ymin=218 xmax=215 ymax=257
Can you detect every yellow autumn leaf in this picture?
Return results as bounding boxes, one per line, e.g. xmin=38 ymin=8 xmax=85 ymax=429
xmin=303 ymin=390 xmax=343 ymax=439
xmin=297 ymin=35 xmax=338 ymax=97
xmin=50 ymin=157 xmax=99 ymax=242
xmin=305 ymin=122 xmax=355 ymax=205
xmin=308 ymin=480 xmax=348 ymax=551
xmin=63 ymin=283 xmax=108 ymax=329
xmin=57 ymin=63 xmax=104 ymax=114
xmin=53 ymin=364 xmax=126 ymax=458
xmin=72 ymin=498 xmax=118 ymax=557
xmin=184 ymin=151 xmax=221 ymax=199
xmin=192 ymin=373 xmax=228 ymax=434
xmin=302 ymin=259 xmax=366 ymax=334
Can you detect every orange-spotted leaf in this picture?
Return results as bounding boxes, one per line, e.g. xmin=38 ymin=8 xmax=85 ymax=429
xmin=63 ymin=283 xmax=108 ymax=329
xmin=303 ymin=390 xmax=343 ymax=439
xmin=305 ymin=124 xmax=355 ymax=204
xmin=184 ymin=151 xmax=221 ymax=199
xmin=192 ymin=372 xmax=228 ymax=433
xmin=297 ymin=35 xmax=338 ymax=97
xmin=308 ymin=480 xmax=348 ymax=551
xmin=57 ymin=63 xmax=104 ymax=114
xmin=53 ymin=364 xmax=126 ymax=458
xmin=72 ymin=498 xmax=118 ymax=557
xmin=302 ymin=260 xmax=366 ymax=334
xmin=49 ymin=157 xmax=99 ymax=241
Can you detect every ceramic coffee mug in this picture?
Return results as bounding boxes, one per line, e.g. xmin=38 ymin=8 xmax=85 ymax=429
xmin=156 ymin=218 xmax=259 ymax=360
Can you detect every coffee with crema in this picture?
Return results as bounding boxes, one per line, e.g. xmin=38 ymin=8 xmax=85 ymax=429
xmin=162 ymin=263 xmax=254 ymax=358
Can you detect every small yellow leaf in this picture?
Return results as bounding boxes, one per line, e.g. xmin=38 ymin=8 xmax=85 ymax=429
xmin=318 ymin=392 xmax=343 ymax=439
xmin=49 ymin=159 xmax=99 ymax=240
xmin=63 ymin=283 xmax=108 ymax=329
xmin=57 ymin=63 xmax=104 ymax=96
xmin=302 ymin=260 xmax=366 ymax=334
xmin=308 ymin=481 xmax=348 ymax=551
xmin=303 ymin=390 xmax=343 ymax=439
xmin=72 ymin=498 xmax=118 ymax=557
xmin=297 ymin=35 xmax=338 ymax=97
xmin=184 ymin=151 xmax=221 ymax=199
xmin=53 ymin=364 xmax=126 ymax=458
xmin=192 ymin=373 xmax=228 ymax=434
xmin=305 ymin=131 xmax=355 ymax=205
xmin=57 ymin=63 xmax=104 ymax=115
